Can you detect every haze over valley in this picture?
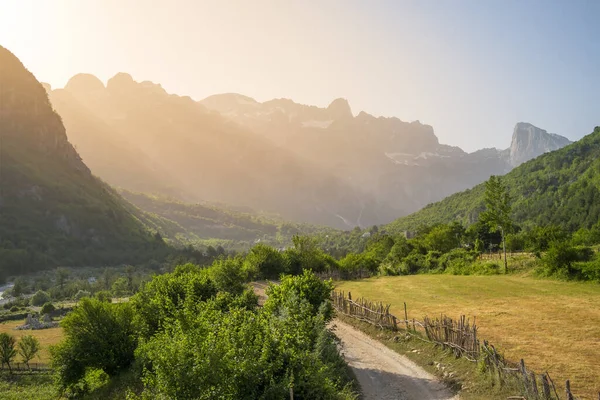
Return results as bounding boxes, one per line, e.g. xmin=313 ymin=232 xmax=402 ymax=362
xmin=47 ymin=73 xmax=571 ymax=229
xmin=1 ymin=2 xmax=599 ymax=399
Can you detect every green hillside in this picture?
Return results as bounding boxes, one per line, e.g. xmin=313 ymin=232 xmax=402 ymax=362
xmin=387 ymin=126 xmax=600 ymax=233
xmin=0 ymin=46 xmax=168 ymax=279
xmin=119 ymin=190 xmax=335 ymax=249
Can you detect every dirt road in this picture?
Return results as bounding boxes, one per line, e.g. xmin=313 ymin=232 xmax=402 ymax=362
xmin=332 ymin=320 xmax=459 ymax=400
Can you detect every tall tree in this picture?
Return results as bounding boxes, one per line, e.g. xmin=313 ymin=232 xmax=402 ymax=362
xmin=56 ymin=267 xmax=69 ymax=291
xmin=0 ymin=333 xmax=17 ymax=372
xmin=480 ymin=175 xmax=512 ymax=273
xmin=18 ymin=335 xmax=40 ymax=369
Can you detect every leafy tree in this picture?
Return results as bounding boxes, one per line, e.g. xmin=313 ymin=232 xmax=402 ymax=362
xmin=18 ymin=335 xmax=40 ymax=369
xmin=243 ymin=243 xmax=286 ymax=280
xmin=30 ymin=290 xmax=51 ymax=306
xmin=131 ymin=266 xmax=217 ymax=338
xmin=111 ymin=277 xmax=129 ymax=298
xmin=480 ymin=175 xmax=512 ymax=273
xmin=41 ymin=302 xmax=56 ymax=315
xmin=56 ymin=268 xmax=69 ymax=291
xmin=94 ymin=291 xmax=112 ymax=303
xmin=12 ymin=277 xmax=27 ymax=297
xmin=209 ymin=258 xmax=247 ymax=295
xmin=265 ymin=270 xmax=334 ymax=322
xmin=0 ymin=333 xmax=17 ymax=372
xmin=51 ymin=298 xmax=137 ymax=393
xmin=423 ymin=224 xmax=462 ymax=253
xmin=125 ymin=265 xmax=136 ymax=293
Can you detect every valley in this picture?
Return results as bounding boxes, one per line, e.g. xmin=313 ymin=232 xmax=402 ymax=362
xmin=1 ymin=2 xmax=599 ymax=398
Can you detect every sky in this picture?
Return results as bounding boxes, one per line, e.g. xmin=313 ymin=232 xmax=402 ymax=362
xmin=0 ymin=0 xmax=598 ymax=152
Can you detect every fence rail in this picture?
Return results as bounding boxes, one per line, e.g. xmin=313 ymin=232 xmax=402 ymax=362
xmin=331 ymin=290 xmax=589 ymax=400
xmin=0 ymin=362 xmax=51 ymax=372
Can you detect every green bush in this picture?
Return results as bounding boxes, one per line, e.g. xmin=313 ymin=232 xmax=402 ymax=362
xmin=136 ymin=273 xmax=355 ymax=399
xmin=74 ymin=290 xmax=91 ymax=301
xmin=9 ymin=306 xmax=19 ymax=313
xmin=30 ymin=290 xmax=51 ymax=307
xmin=264 ymin=270 xmax=334 ymax=322
xmin=41 ymin=302 xmax=55 ymax=315
xmin=541 ymin=242 xmax=594 ymax=278
xmin=50 ymin=298 xmax=137 ymax=394
xmin=95 ymin=291 xmax=112 ymax=303
xmin=243 ymin=243 xmax=286 ymax=280
xmin=573 ymin=257 xmax=600 ymax=281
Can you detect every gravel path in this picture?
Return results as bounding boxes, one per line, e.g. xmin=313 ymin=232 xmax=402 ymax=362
xmin=332 ymin=320 xmax=459 ymax=400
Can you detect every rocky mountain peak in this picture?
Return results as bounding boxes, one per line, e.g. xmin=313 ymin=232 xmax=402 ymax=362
xmin=65 ymin=73 xmax=105 ymax=95
xmin=327 ymin=98 xmax=353 ymax=120
xmin=508 ymin=122 xmax=571 ymax=167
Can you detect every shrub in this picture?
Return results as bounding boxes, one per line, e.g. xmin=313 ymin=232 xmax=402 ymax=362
xmin=573 ymin=257 xmax=600 ymax=281
xmin=9 ymin=306 xmax=18 ymax=313
xmin=41 ymin=302 xmax=55 ymax=315
xmin=30 ymin=290 xmax=51 ymax=306
xmin=51 ymin=298 xmax=137 ymax=393
xmin=264 ymin=270 xmax=334 ymax=322
xmin=542 ymin=242 xmax=594 ymax=278
xmin=74 ymin=290 xmax=91 ymax=301
xmin=131 ymin=267 xmax=217 ymax=338
xmin=95 ymin=290 xmax=112 ymax=303
xmin=243 ymin=244 xmax=286 ymax=280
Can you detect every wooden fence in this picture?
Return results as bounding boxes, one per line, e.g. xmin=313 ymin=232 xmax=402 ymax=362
xmin=0 ymin=362 xmax=51 ymax=373
xmin=331 ymin=290 xmax=589 ymax=400
xmin=332 ymin=290 xmax=397 ymax=330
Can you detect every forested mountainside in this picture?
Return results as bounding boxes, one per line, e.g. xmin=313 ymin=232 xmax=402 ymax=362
xmin=120 ymin=190 xmax=335 ymax=248
xmin=387 ymin=126 xmax=600 ymax=233
xmin=0 ymin=46 xmax=169 ymax=279
xmin=48 ymin=74 xmax=570 ymax=229
xmin=201 ymin=94 xmax=571 ymax=218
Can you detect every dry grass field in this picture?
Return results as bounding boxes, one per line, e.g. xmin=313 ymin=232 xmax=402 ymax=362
xmin=336 ymin=275 xmax=600 ymax=399
xmin=0 ymin=320 xmax=64 ymax=365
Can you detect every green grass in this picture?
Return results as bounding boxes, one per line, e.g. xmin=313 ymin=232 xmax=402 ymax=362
xmin=336 ymin=275 xmax=600 ymax=399
xmin=0 ymin=320 xmax=63 ymax=364
xmin=0 ymin=373 xmax=56 ymax=400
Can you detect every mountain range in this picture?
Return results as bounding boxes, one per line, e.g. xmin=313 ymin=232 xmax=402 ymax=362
xmin=46 ymin=73 xmax=571 ymax=229
xmin=386 ymin=126 xmax=600 ymax=233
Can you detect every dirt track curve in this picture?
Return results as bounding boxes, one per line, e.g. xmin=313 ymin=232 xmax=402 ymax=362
xmin=332 ymin=320 xmax=459 ymax=400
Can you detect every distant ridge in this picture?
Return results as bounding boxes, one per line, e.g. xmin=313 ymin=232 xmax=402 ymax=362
xmin=386 ymin=126 xmax=600 ymax=233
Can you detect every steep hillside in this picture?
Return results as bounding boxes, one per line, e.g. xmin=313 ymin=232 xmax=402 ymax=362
xmin=0 ymin=46 xmax=168 ymax=279
xmin=49 ymin=74 xmax=393 ymax=229
xmin=387 ymin=126 xmax=600 ymax=233
xmin=120 ymin=190 xmax=335 ymax=247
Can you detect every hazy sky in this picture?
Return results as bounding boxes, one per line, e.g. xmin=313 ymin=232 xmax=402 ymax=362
xmin=1 ymin=0 xmax=598 ymax=151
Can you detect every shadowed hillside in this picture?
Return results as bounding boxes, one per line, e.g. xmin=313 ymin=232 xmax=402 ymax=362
xmin=0 ymin=46 xmax=169 ymax=279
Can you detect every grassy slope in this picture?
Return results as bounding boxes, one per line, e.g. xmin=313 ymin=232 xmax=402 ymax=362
xmin=387 ymin=126 xmax=600 ymax=233
xmin=120 ymin=190 xmax=337 ymax=248
xmin=335 ymin=275 xmax=600 ymax=399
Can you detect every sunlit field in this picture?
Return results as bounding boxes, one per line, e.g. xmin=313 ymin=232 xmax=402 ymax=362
xmin=0 ymin=320 xmax=63 ymax=365
xmin=335 ymin=275 xmax=600 ymax=399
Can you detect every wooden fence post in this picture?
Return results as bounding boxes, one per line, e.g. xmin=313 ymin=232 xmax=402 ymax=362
xmin=404 ymin=302 xmax=409 ymax=330
xmin=541 ymin=374 xmax=551 ymax=400
xmin=565 ymin=380 xmax=574 ymax=400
